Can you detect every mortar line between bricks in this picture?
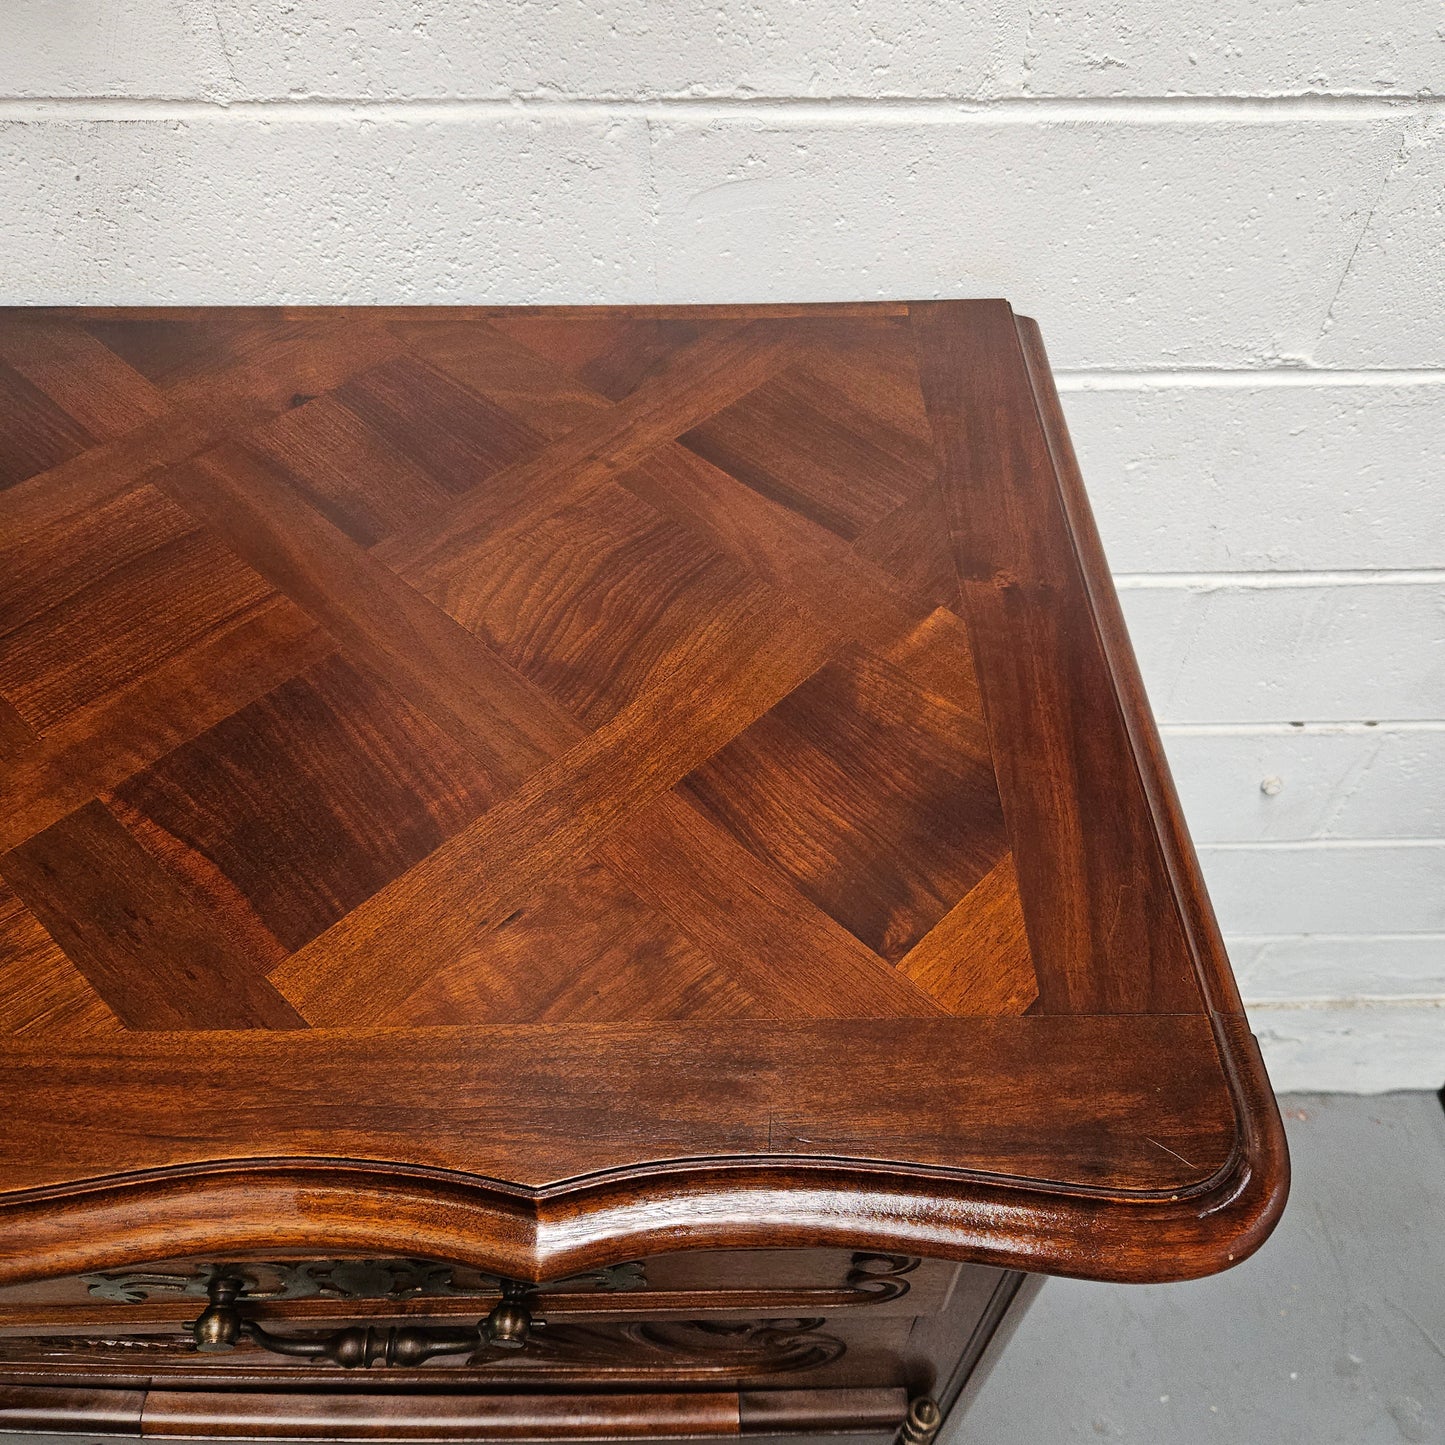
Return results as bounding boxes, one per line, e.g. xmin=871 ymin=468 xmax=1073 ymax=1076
xmin=0 ymin=94 xmax=1442 ymax=123
xmin=1159 ymin=721 xmax=1445 ymax=736
xmin=1053 ymin=369 xmax=1445 ymax=389
xmin=1200 ymin=838 xmax=1445 ymax=851
xmin=1248 ymin=998 xmax=1445 ymax=1010
xmin=1111 ymin=568 xmax=1445 ymax=587
xmin=1226 ymin=932 xmax=1445 ymax=941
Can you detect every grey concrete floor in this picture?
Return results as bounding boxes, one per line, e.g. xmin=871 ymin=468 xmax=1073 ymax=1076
xmin=956 ymin=1093 xmax=1445 ymax=1445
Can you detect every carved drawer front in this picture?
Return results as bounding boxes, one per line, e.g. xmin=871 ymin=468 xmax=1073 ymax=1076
xmin=0 ymin=1250 xmax=951 ymax=1335
xmin=0 ymin=1252 xmax=958 ymax=1398
xmin=0 ymin=1316 xmax=898 ymax=1393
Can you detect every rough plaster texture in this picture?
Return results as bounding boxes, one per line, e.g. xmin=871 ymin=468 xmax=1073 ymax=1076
xmin=1060 ymin=383 xmax=1445 ymax=573
xmin=1163 ymin=726 xmax=1445 ymax=843
xmin=1229 ymin=936 xmax=1445 ymax=1002
xmin=1313 ymin=115 xmax=1445 ymax=369
xmin=1198 ymin=844 xmax=1444 ymax=936
xmin=8 ymin=1 xmax=1445 ymax=100
xmin=1119 ymin=578 xmax=1445 ymax=724
xmin=648 ymin=115 xmax=1407 ymax=367
xmin=0 ymin=1 xmax=1441 ymax=1090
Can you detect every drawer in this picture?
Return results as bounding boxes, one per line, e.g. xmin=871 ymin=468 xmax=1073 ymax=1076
xmin=0 ymin=1309 xmax=919 ymax=1395
xmin=0 ymin=1383 xmax=916 ymax=1442
xmin=0 ymin=1252 xmax=965 ymax=1399
xmin=0 ymin=1252 xmax=980 ymax=1442
xmin=0 ymin=1251 xmax=955 ymax=1334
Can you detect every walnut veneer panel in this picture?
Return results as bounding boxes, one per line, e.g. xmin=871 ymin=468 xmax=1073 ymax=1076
xmin=0 ymin=302 xmax=1286 ymax=1285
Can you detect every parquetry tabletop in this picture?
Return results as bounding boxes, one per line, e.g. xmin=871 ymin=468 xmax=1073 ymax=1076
xmin=0 ymin=300 xmax=1286 ymax=1287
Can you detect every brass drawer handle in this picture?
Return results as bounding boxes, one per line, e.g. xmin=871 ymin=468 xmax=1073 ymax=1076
xmin=192 ymin=1274 xmax=537 ymax=1366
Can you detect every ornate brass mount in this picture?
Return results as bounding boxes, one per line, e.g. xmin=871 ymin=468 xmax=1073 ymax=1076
xmin=191 ymin=1274 xmax=538 ymax=1367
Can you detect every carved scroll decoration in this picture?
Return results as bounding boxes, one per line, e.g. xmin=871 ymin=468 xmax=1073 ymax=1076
xmin=81 ymin=1259 xmax=647 ymax=1305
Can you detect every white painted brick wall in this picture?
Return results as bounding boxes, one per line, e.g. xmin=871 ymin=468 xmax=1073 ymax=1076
xmin=2 ymin=1 xmax=1441 ymax=1091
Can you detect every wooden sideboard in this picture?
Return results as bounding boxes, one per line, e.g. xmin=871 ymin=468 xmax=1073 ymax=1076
xmin=0 ymin=300 xmax=1287 ymax=1442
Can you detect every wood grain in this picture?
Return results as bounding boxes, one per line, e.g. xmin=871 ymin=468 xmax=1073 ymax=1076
xmin=0 ymin=880 xmax=122 ymax=1039
xmin=0 ymin=1025 xmax=1282 ymax=1290
xmin=0 ymin=311 xmax=403 ymax=552
xmin=157 ymin=443 xmax=570 ymax=784
xmin=910 ymin=299 xmax=1201 ymax=1015
xmin=0 ymin=598 xmax=328 ymax=854
xmin=0 ymin=1018 xmax=1236 ymax=1194
xmin=139 ymin=1389 xmax=746 ymax=1440
xmin=0 ymin=1384 xmax=144 ymax=1435
xmin=270 ymin=582 xmax=834 ymax=1026
xmin=0 ymin=1384 xmax=909 ymax=1440
xmin=0 ymin=301 xmax=1285 ymax=1294
xmin=0 ymin=803 xmax=302 ymax=1031
xmin=597 ymin=793 xmax=949 ymax=1020
xmin=0 ymin=484 xmax=277 ymax=733
xmin=896 ymin=854 xmax=1037 ymax=1015
xmin=110 ymin=653 xmax=498 ymax=955
xmin=681 ymin=648 xmax=1004 ymax=964
xmin=0 ymin=319 xmax=167 ymax=443
xmin=0 ymin=362 xmax=95 ymax=490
